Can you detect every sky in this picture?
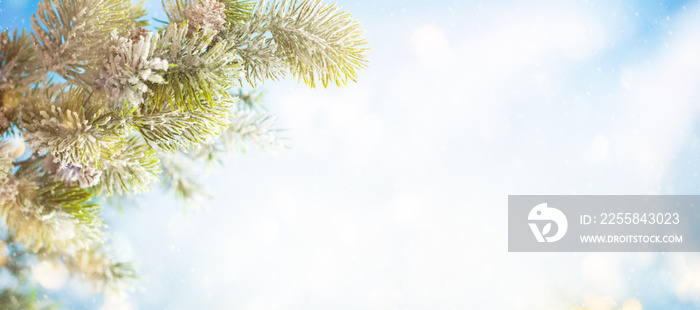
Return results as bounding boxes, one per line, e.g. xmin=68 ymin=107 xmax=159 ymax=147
xmin=4 ymin=0 xmax=700 ymax=309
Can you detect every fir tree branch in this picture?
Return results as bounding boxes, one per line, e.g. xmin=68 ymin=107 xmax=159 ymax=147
xmin=96 ymin=28 xmax=169 ymax=110
xmin=222 ymin=0 xmax=256 ymax=24
xmin=220 ymin=107 xmax=281 ymax=153
xmin=162 ymin=0 xmax=190 ymax=24
xmin=129 ymin=0 xmax=150 ymax=28
xmin=0 ymin=288 xmax=59 ymax=310
xmin=57 ymin=247 xmax=137 ymax=294
xmin=0 ymin=235 xmax=32 ymax=281
xmin=159 ymin=151 xmax=212 ymax=207
xmin=0 ymin=29 xmax=42 ymax=91
xmin=226 ymin=27 xmax=286 ymax=86
xmin=0 ymin=0 xmax=368 ymax=302
xmin=20 ymin=87 xmax=132 ymax=169
xmin=0 ymin=142 xmax=14 ymax=182
xmin=31 ymin=0 xmax=137 ymax=86
xmin=163 ymin=0 xmax=254 ymax=26
xmin=0 ymin=231 xmax=135 ymax=299
xmin=134 ymin=96 xmax=235 ymax=152
xmin=234 ymin=88 xmax=266 ymax=109
xmin=189 ymin=98 xmax=281 ymax=166
xmin=96 ymin=136 xmax=161 ymax=196
xmin=151 ymin=22 xmax=242 ymax=111
xmin=229 ymin=0 xmax=369 ymax=87
xmin=0 ymin=174 xmax=104 ymax=253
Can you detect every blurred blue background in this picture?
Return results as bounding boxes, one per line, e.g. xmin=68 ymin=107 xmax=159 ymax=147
xmin=5 ymin=0 xmax=700 ymax=309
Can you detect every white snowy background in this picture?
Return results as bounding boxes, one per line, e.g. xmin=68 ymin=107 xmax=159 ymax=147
xmin=4 ymin=0 xmax=700 ymax=309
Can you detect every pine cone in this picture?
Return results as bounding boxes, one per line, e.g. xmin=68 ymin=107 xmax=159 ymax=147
xmin=185 ymin=0 xmax=227 ymax=35
xmin=43 ymin=155 xmax=102 ymax=188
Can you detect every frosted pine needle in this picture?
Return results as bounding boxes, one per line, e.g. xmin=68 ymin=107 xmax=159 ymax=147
xmin=97 ymin=28 xmax=169 ymax=110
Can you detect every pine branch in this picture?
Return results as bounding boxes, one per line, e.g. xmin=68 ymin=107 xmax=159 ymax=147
xmin=0 ymin=142 xmax=14 ymax=182
xmin=0 ymin=29 xmax=42 ymax=91
xmin=58 ymin=247 xmax=137 ymax=294
xmin=163 ymin=0 xmax=254 ymax=26
xmin=134 ymin=96 xmax=235 ymax=152
xmin=96 ymin=136 xmax=161 ymax=196
xmin=151 ymin=21 xmax=242 ymax=111
xmin=230 ymin=0 xmax=369 ymax=87
xmin=0 ymin=231 xmax=134 ymax=299
xmin=0 ymin=235 xmax=32 ymax=281
xmin=0 ymin=0 xmax=368 ymax=302
xmin=0 ymin=288 xmax=59 ymax=310
xmin=189 ymin=98 xmax=281 ymax=166
xmin=159 ymin=151 xmax=212 ymax=207
xmin=129 ymin=0 xmax=150 ymax=28
xmin=226 ymin=27 xmax=286 ymax=86
xmin=220 ymin=107 xmax=281 ymax=152
xmin=31 ymin=0 xmax=137 ymax=86
xmin=221 ymin=0 xmax=256 ymax=23
xmin=162 ymin=0 xmax=190 ymax=24
xmin=20 ymin=87 xmax=131 ymax=169
xmin=96 ymin=28 xmax=169 ymax=110
xmin=0 ymin=107 xmax=15 ymax=136
xmin=0 ymin=174 xmax=103 ymax=253
xmin=231 ymin=87 xmax=264 ymax=108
